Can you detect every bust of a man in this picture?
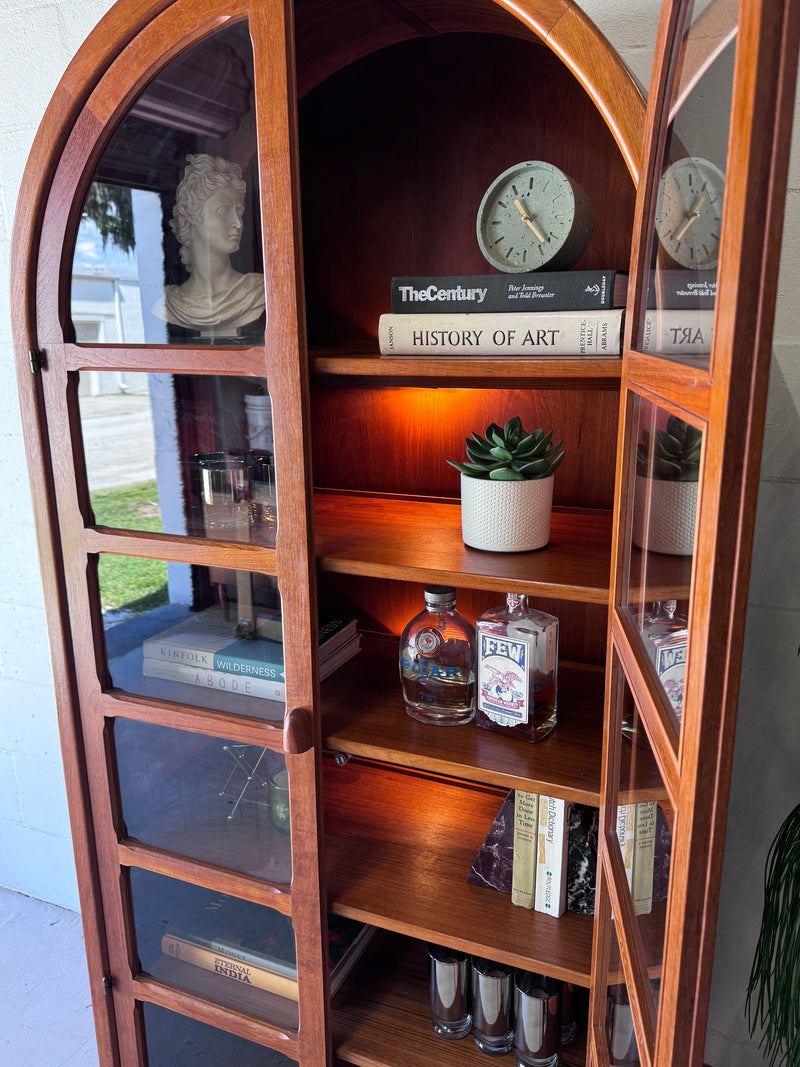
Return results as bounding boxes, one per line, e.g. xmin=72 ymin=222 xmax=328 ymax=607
xmin=154 ymin=153 xmax=265 ymax=337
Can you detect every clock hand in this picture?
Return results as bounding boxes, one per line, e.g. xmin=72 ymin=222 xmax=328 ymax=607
xmin=514 ymin=198 xmax=546 ymax=243
xmin=675 ymin=194 xmax=707 ymax=241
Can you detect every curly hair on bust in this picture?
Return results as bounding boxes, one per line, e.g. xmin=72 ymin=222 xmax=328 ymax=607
xmin=170 ymin=154 xmax=246 ymax=270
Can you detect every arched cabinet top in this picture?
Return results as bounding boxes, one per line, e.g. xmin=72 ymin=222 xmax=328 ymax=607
xmin=12 ymin=0 xmax=647 ymax=349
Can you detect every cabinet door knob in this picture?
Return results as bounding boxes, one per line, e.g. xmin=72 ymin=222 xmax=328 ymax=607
xmin=284 ymin=706 xmax=314 ymax=754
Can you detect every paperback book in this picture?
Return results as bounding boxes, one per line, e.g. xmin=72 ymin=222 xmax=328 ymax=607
xmin=160 ymin=893 xmax=375 ymax=1000
xmin=511 ymin=791 xmax=539 ymax=909
xmin=534 ymin=795 xmax=569 ymax=917
xmin=143 ymin=632 xmax=361 ymax=700
xmin=142 ymin=605 xmax=357 ymax=682
xmin=378 ymin=309 xmax=623 ymax=356
xmin=390 ymin=270 xmax=628 ymax=314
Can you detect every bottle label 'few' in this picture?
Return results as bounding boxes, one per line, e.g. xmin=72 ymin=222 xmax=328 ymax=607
xmin=477 ymin=627 xmax=529 ymax=726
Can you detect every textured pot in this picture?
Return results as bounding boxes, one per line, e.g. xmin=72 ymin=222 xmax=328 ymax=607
xmin=460 ymin=473 xmax=554 ymax=552
xmin=632 ymin=476 xmax=698 ymax=555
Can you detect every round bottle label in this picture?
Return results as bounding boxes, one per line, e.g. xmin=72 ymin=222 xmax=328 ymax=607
xmin=415 ymin=627 xmax=442 ymax=657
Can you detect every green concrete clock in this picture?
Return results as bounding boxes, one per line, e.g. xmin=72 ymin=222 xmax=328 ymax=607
xmin=476 ymin=160 xmax=594 ymax=273
xmin=654 ymin=156 xmax=725 ymax=269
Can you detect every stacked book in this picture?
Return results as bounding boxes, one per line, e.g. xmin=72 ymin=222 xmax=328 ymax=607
xmin=378 ymin=269 xmax=715 ymax=357
xmin=159 ymin=890 xmax=376 ymax=1000
xmin=468 ymin=791 xmax=665 ymax=917
xmin=142 ymin=605 xmax=360 ymax=702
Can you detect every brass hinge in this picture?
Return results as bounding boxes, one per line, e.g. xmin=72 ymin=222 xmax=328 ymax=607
xmin=29 ymin=348 xmax=44 ymax=374
xmin=102 ymin=974 xmax=113 ymax=996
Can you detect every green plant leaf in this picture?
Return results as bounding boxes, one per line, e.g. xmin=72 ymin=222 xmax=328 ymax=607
xmin=489 ymin=467 xmax=524 ymax=480
xmin=489 ymin=446 xmax=513 ymax=461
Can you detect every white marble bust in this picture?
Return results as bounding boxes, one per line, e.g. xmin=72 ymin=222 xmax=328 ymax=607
xmin=154 ymin=153 xmax=265 ymax=336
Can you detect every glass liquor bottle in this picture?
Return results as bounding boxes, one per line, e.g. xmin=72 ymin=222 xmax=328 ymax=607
xmin=399 ymin=586 xmax=476 ymax=725
xmin=641 ymin=599 xmax=688 ymax=721
xmin=475 ymin=593 xmax=558 ymax=742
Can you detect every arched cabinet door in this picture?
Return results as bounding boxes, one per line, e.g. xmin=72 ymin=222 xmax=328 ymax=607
xmin=593 ymin=0 xmax=800 ymax=1064
xmin=14 ymin=0 xmax=325 ymax=1063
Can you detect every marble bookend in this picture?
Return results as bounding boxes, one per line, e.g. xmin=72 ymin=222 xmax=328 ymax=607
xmin=567 ymin=804 xmax=599 ymax=915
xmin=467 ymin=790 xmax=515 ymax=894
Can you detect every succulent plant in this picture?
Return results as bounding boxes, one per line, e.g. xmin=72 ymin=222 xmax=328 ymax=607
xmin=637 ymin=415 xmax=701 ymax=482
xmin=447 ymin=416 xmax=564 ymax=481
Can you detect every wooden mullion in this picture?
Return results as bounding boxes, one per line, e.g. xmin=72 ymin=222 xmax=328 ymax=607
xmin=118 ymin=842 xmax=292 ymax=913
xmin=625 ymin=352 xmax=712 ymax=422
xmin=97 ymin=689 xmax=285 ymax=745
xmin=132 ymin=974 xmax=300 ymax=1057
xmin=83 ymin=526 xmax=277 ymax=574
xmin=63 ymin=342 xmax=266 ymax=377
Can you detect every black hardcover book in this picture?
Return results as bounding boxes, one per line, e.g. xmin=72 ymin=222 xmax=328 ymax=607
xmin=390 ymin=271 xmax=627 ymax=314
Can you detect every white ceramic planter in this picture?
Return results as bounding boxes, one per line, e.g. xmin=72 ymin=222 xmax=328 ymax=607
xmin=632 ymin=476 xmax=698 ymax=555
xmin=460 ymin=473 xmax=554 ymax=552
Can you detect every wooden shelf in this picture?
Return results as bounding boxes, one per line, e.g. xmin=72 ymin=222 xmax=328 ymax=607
xmin=311 ymin=348 xmax=623 ymax=389
xmin=323 ymin=643 xmax=605 ymax=804
xmin=314 ymin=494 xmax=612 ymax=603
xmin=332 ymin=931 xmax=588 ymax=1067
xmin=322 ymin=758 xmax=594 ymax=984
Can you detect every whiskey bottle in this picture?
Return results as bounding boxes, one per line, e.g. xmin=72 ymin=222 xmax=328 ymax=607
xmin=642 ymin=600 xmax=688 ymax=722
xmin=399 ymin=586 xmax=476 ymax=725
xmin=475 ymin=593 xmax=558 ymax=742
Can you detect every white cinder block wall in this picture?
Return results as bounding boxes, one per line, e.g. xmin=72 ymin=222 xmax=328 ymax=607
xmin=0 ymin=2 xmax=796 ymax=1063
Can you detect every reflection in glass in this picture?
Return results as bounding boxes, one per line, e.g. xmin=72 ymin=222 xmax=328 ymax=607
xmin=116 ymin=720 xmax=291 ymax=881
xmin=143 ymin=1003 xmax=298 ymax=1065
xmin=79 ymin=373 xmax=276 ymax=546
xmin=625 ymin=397 xmax=698 ymax=731
xmin=100 ymin=558 xmax=285 ymax=721
xmin=71 ymin=22 xmax=264 ymax=345
xmin=132 ymin=869 xmax=299 ymax=1028
xmin=638 ymin=2 xmax=737 ymax=364
xmin=153 ymin=154 xmax=265 ymax=340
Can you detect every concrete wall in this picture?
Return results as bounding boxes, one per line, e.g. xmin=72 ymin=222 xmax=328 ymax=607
xmin=0 ymin=1 xmax=796 ymax=1062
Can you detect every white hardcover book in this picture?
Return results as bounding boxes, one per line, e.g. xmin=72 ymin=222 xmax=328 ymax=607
xmin=616 ymin=804 xmax=636 ymax=891
xmin=632 ymin=802 xmax=657 ymax=916
xmin=511 ymin=791 xmax=539 ymax=909
xmin=378 ymin=310 xmax=623 ymax=357
xmin=534 ymin=796 xmax=569 ymax=917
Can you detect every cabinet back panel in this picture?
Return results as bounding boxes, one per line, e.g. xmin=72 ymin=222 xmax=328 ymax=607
xmin=317 ymin=573 xmax=608 ymax=665
xmin=298 ymin=32 xmax=635 ymax=347
xmin=310 ymin=384 xmax=618 ymax=509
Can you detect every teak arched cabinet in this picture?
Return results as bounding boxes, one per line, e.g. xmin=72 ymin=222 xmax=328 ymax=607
xmin=11 ymin=0 xmax=798 ymax=1064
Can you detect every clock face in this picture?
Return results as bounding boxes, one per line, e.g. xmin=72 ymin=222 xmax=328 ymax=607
xmin=654 ymin=156 xmax=725 ymax=270
xmin=476 ymin=161 xmax=594 ymax=273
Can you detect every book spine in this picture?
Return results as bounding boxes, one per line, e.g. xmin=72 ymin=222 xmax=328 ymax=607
xmin=534 ymin=796 xmax=569 ymax=917
xmin=639 ymin=309 xmax=715 ymax=354
xmin=616 ymin=804 xmax=636 ymax=890
xmin=143 ymin=657 xmax=286 ymax=700
xmin=378 ymin=310 xmax=623 ymax=357
xmin=391 ymin=271 xmax=623 ymax=313
xmin=511 ymin=791 xmax=539 ymax=909
xmin=161 ymin=935 xmax=299 ymax=1000
xmin=632 ymin=802 xmax=657 ymax=916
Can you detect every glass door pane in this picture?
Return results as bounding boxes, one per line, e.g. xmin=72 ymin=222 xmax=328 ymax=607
xmin=636 ymin=0 xmax=737 ymax=368
xmin=623 ymin=395 xmax=700 ymax=733
xmin=142 ymin=1003 xmax=298 ymax=1065
xmin=116 ymin=720 xmax=291 ymax=881
xmin=71 ymin=21 xmax=264 ymax=346
xmin=131 ymin=868 xmax=299 ymax=1029
xmin=79 ymin=373 xmax=277 ymax=546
